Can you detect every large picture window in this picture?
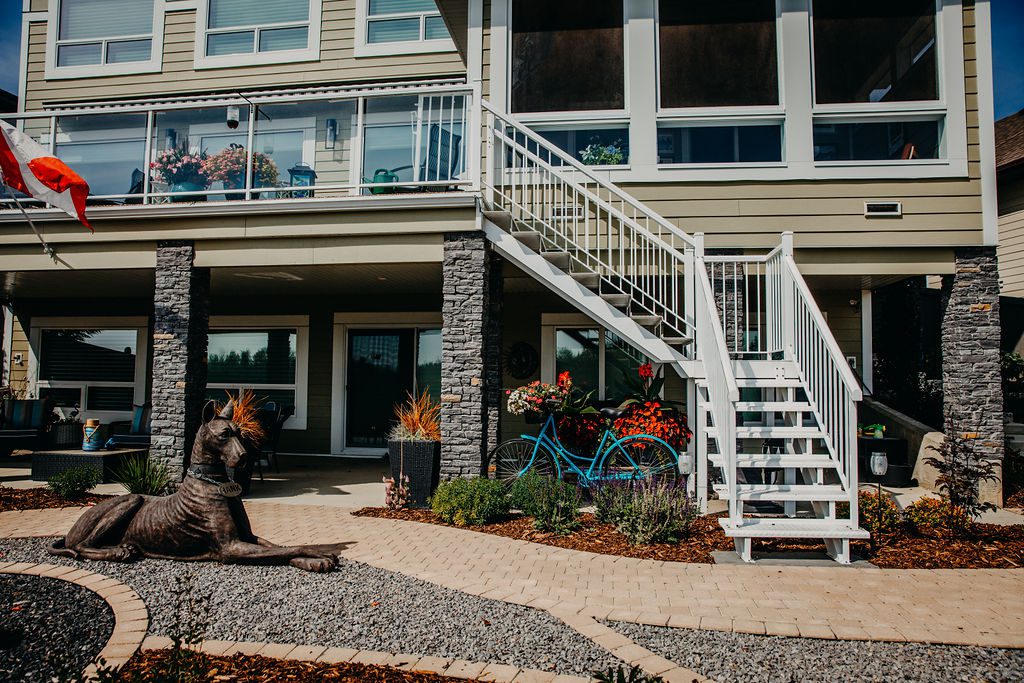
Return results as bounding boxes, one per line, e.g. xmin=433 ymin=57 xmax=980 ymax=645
xmin=511 ymin=0 xmax=624 ymax=114
xmin=54 ymin=0 xmax=155 ymax=70
xmin=35 ymin=327 xmax=144 ymax=415
xmin=658 ymin=0 xmax=778 ymax=109
xmin=207 ymin=329 xmax=299 ymax=411
xmin=812 ymin=0 xmax=938 ymax=105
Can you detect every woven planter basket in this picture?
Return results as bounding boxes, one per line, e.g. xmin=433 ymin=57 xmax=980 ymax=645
xmin=388 ymin=440 xmax=441 ymax=508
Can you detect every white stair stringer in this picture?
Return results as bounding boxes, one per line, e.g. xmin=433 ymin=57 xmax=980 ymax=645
xmin=482 ymin=216 xmax=686 ymax=368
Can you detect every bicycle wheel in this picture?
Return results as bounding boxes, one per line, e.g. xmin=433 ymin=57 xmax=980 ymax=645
xmin=487 ymin=438 xmax=558 ymax=484
xmin=600 ymin=436 xmax=679 ymax=482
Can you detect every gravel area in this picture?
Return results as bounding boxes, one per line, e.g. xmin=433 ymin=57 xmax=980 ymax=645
xmin=0 ymin=538 xmax=619 ymax=677
xmin=0 ymin=574 xmax=114 ymax=682
xmin=606 ymin=620 xmax=1024 ymax=683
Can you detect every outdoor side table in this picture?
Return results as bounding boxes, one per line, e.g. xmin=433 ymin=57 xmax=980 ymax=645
xmin=30 ymin=448 xmax=148 ymax=483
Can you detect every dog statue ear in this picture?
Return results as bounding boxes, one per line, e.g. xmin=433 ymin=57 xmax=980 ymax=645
xmin=219 ymin=400 xmax=236 ymax=422
xmin=202 ymin=400 xmax=219 ymax=424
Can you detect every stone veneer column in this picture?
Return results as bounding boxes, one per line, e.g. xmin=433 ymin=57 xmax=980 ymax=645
xmin=151 ymin=241 xmax=210 ymax=480
xmin=441 ymin=232 xmax=492 ymax=479
xmin=941 ymin=247 xmax=1004 ymax=505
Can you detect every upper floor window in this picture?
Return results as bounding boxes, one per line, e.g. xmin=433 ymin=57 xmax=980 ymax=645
xmin=355 ymin=0 xmax=455 ymax=57
xmin=197 ymin=0 xmax=321 ymax=67
xmin=511 ymin=0 xmax=624 ymax=114
xmin=48 ymin=0 xmax=160 ymax=77
xmin=812 ymin=0 xmax=939 ymax=105
xmin=658 ymin=0 xmax=778 ymax=109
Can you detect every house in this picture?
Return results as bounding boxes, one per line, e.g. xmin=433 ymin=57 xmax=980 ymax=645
xmin=0 ymin=0 xmax=1001 ymax=562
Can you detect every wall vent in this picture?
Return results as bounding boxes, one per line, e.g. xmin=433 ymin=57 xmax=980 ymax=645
xmin=864 ymin=201 xmax=902 ymax=217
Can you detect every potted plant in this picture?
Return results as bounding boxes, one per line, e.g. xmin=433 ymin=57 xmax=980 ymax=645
xmin=48 ymin=405 xmax=82 ymax=448
xmin=579 ymin=139 xmax=625 ymax=166
xmin=614 ymin=363 xmax=692 ymax=453
xmin=387 ymin=390 xmax=441 ymax=508
xmin=202 ymin=144 xmax=279 ymax=200
xmin=150 ymin=139 xmax=209 ymax=202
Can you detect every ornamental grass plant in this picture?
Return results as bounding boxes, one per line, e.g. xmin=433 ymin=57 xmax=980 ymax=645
xmin=388 ymin=390 xmax=441 ymax=442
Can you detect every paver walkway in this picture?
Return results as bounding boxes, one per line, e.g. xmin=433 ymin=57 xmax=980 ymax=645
xmin=3 ymin=503 xmax=1023 ymax=650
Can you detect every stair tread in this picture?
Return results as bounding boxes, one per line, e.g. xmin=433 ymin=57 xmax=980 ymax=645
xmin=719 ymin=518 xmax=870 ymax=539
xmin=735 ymin=401 xmax=812 ymax=412
xmin=663 ymin=336 xmax=694 ymax=346
xmin=714 ymin=483 xmax=849 ymax=501
xmin=735 ymin=426 xmax=825 ymax=438
xmin=710 ymin=453 xmax=836 ymax=468
xmin=736 ymin=378 xmax=803 ymax=388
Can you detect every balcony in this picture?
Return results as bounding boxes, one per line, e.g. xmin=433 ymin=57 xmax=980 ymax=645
xmin=1 ymin=80 xmax=477 ymax=218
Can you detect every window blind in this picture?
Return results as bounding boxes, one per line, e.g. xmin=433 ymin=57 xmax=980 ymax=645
xmin=59 ymin=0 xmax=154 ymax=40
xmin=209 ymin=0 xmax=310 ymax=29
xmin=40 ymin=330 xmax=137 ymax=383
xmin=369 ymin=0 xmax=438 ymax=15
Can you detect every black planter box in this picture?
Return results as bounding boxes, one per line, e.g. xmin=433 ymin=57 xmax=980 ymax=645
xmin=388 ymin=440 xmax=441 ymax=508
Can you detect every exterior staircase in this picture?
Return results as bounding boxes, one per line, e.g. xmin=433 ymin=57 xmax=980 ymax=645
xmin=478 ymin=100 xmax=865 ymax=563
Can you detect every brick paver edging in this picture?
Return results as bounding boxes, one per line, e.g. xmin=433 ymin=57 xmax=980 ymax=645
xmin=0 ymin=561 xmax=149 ymax=676
xmin=139 ymin=635 xmax=594 ymax=683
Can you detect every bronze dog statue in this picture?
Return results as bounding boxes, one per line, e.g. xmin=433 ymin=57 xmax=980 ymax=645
xmin=49 ymin=401 xmax=347 ymax=572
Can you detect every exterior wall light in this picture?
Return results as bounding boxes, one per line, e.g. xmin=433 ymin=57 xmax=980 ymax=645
xmin=325 ymin=118 xmax=338 ymax=149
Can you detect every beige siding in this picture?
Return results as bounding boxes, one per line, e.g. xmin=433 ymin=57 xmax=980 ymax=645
xmin=24 ymin=1 xmax=466 ymax=111
xmin=999 ymin=209 xmax=1024 ymax=298
xmin=7 ymin=316 xmax=30 ymax=391
xmin=811 ymin=290 xmax=864 ymax=376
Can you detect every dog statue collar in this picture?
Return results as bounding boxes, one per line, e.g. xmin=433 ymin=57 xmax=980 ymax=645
xmin=186 ymin=467 xmax=242 ymax=498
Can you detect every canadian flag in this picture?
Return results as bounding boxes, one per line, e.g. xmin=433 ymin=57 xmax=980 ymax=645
xmin=0 ymin=119 xmax=92 ymax=230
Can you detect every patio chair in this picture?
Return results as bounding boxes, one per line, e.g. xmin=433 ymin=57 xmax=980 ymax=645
xmin=420 ymin=124 xmax=462 ymax=190
xmin=105 ymin=403 xmax=152 ymax=449
xmin=0 ymin=398 xmax=53 ymax=457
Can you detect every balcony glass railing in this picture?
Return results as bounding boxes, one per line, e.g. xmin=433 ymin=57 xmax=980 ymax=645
xmin=1 ymin=81 xmax=474 ymax=211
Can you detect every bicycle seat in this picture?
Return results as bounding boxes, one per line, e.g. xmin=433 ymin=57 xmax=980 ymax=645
xmin=599 ymin=406 xmax=628 ymax=421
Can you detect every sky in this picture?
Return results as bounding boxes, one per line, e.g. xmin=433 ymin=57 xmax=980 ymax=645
xmin=0 ymin=1 xmax=1021 ymax=118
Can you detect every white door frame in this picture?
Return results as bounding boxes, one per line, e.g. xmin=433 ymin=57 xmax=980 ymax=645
xmin=330 ymin=312 xmax=442 ymax=456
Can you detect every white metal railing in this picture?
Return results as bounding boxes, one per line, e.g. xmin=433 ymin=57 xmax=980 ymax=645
xmin=704 ymin=244 xmax=785 ymax=358
xmin=1 ymin=80 xmax=476 ymax=210
xmin=783 ymin=248 xmax=862 ymax=495
xmin=481 ymin=101 xmax=696 ymax=344
xmin=694 ymin=256 xmax=740 ymax=517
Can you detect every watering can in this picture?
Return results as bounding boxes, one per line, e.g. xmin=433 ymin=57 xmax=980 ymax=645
xmin=82 ymin=419 xmax=102 ymax=451
xmin=363 ymin=168 xmax=400 ymax=195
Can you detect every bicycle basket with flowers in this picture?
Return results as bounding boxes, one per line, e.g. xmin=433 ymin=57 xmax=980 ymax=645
xmin=506 ymin=371 xmax=573 ymax=416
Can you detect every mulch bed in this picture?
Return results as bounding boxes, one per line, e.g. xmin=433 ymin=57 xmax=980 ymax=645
xmin=0 ymin=485 xmax=109 ymax=512
xmin=354 ymin=507 xmax=1024 ymax=569
xmin=1006 ymin=489 xmax=1024 ymax=509
xmin=117 ymin=650 xmax=474 ymax=682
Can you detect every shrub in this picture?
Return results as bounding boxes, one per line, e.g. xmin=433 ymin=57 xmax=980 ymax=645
xmin=114 ymin=455 xmax=171 ymax=496
xmin=590 ymin=479 xmax=632 ymax=525
xmin=47 ymin=466 xmax=101 ymax=500
xmin=431 ymin=477 xmax=510 ymax=526
xmin=840 ymin=490 xmax=900 ymax=535
xmin=616 ymin=477 xmax=698 ymax=545
xmin=902 ymin=497 xmax=971 ymax=532
xmin=511 ymin=472 xmax=582 ymax=535
xmin=594 ymin=664 xmax=664 ymax=683
xmin=924 ymin=419 xmax=999 ymax=532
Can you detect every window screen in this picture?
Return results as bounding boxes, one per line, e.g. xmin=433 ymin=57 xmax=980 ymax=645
xmin=57 ymin=0 xmax=154 ymax=66
xmin=511 ymin=0 xmax=624 ymax=113
xmin=813 ymin=0 xmax=938 ymax=104
xmin=659 ymin=0 xmax=778 ymax=108
xmin=813 ymin=120 xmax=941 ymax=161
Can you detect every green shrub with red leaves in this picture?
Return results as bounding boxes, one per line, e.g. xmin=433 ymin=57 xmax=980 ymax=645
xmin=839 ymin=490 xmax=901 ymax=535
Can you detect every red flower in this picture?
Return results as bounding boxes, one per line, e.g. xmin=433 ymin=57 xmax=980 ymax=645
xmin=638 ymin=363 xmax=654 ymax=379
xmin=557 ymin=371 xmax=571 ymax=387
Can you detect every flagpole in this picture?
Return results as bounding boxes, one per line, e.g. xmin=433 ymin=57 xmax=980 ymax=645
xmin=0 ymin=170 xmax=57 ymax=263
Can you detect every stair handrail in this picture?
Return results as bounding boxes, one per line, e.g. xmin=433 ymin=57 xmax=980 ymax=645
xmin=694 ymin=256 xmax=739 ymax=517
xmin=483 ymin=108 xmax=694 ymax=342
xmin=481 ymin=100 xmax=696 ymax=252
xmin=780 ymin=240 xmax=861 ymax=497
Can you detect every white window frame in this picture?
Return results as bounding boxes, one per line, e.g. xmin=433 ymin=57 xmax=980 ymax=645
xmin=208 ymin=315 xmax=310 ymax=431
xmin=487 ymin=0 xmax=967 ymax=182
xmin=193 ymin=0 xmax=322 ymax=70
xmin=28 ymin=317 xmax=149 ymax=423
xmin=45 ymin=0 xmax=165 ymax=80
xmin=539 ymin=314 xmax=652 ymax=402
xmin=330 ymin=312 xmax=442 ymax=457
xmin=354 ymin=0 xmax=456 ymax=58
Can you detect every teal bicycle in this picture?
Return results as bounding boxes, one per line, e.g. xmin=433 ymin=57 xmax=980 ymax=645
xmin=487 ymin=405 xmax=681 ymax=486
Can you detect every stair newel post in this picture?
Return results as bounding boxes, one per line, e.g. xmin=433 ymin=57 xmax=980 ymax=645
xmin=780 ymin=231 xmax=796 ymax=360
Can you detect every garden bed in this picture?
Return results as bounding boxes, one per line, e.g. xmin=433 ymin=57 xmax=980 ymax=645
xmin=0 ymin=485 xmax=109 ymax=512
xmin=114 ymin=651 xmax=474 ymax=682
xmin=353 ymin=508 xmax=1024 ymax=569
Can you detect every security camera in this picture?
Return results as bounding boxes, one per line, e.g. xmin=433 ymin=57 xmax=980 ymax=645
xmin=226 ymin=105 xmax=240 ymax=130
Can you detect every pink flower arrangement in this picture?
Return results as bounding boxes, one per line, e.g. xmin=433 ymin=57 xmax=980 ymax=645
xmin=202 ymin=145 xmax=279 ymax=188
xmin=506 ymin=373 xmax=572 ymax=416
xmin=150 ymin=140 xmax=208 ymax=186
